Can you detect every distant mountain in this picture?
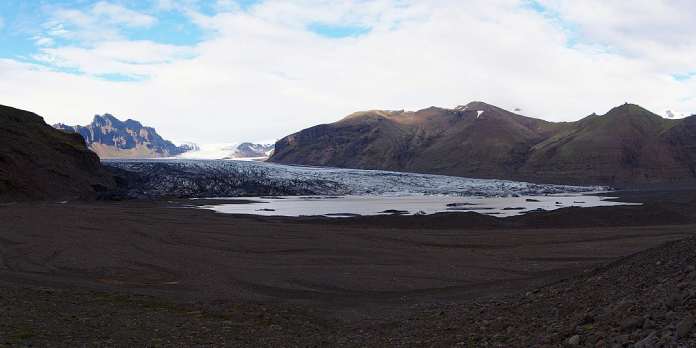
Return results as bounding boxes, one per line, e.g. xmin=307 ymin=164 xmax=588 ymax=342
xmin=0 ymin=105 xmax=115 ymax=201
xmin=177 ymin=142 xmax=201 ymax=152
xmin=233 ymin=142 xmax=274 ymax=159
xmin=177 ymin=143 xmax=274 ymax=160
xmin=269 ymin=102 xmax=696 ymax=187
xmin=54 ymin=114 xmax=192 ymax=158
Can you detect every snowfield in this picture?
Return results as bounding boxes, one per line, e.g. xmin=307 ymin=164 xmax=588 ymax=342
xmin=173 ymin=143 xmax=240 ymax=159
xmin=104 ymin=159 xmax=607 ymax=198
xmin=174 ymin=143 xmax=274 ymax=160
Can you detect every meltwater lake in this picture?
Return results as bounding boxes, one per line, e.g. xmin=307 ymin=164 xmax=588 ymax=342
xmin=197 ymin=193 xmax=637 ymax=218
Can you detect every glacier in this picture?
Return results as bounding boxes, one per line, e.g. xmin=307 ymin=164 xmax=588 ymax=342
xmin=104 ymin=159 xmax=608 ymax=199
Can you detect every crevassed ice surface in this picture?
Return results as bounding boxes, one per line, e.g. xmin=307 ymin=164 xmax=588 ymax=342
xmin=105 ymin=159 xmax=606 ymax=197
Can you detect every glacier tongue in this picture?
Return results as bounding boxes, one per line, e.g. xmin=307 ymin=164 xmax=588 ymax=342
xmin=104 ymin=159 xmax=607 ymax=198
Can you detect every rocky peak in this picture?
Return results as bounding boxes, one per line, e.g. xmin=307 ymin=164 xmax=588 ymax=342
xmin=123 ymin=119 xmax=144 ymax=129
xmin=235 ymin=143 xmax=274 ymax=158
xmin=452 ymin=101 xmax=531 ymax=122
xmin=55 ymin=114 xmax=193 ymax=159
xmin=457 ymin=101 xmax=488 ymax=109
xmin=605 ymin=103 xmax=657 ymax=118
xmin=454 ymin=101 xmax=500 ymax=112
xmin=93 ymin=114 xmax=120 ymax=126
xmin=594 ymin=103 xmax=673 ymax=132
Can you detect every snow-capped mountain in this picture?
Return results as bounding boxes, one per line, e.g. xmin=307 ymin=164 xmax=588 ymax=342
xmin=235 ymin=142 xmax=274 ymax=158
xmin=176 ymin=142 xmax=274 ymax=160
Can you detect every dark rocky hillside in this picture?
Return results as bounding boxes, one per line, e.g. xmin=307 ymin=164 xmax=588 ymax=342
xmin=519 ymin=104 xmax=693 ymax=186
xmin=269 ymin=102 xmax=696 ymax=187
xmin=0 ymin=105 xmax=114 ymax=201
xmin=55 ymin=114 xmax=192 ymax=158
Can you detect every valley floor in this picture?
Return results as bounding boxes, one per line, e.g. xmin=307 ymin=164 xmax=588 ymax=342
xmin=1 ymin=190 xmax=695 ymax=347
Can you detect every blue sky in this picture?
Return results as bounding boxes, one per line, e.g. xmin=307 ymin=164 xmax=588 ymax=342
xmin=0 ymin=1 xmax=695 ymax=143
xmin=0 ymin=0 xmax=372 ymax=80
xmin=1 ymin=1 xmax=214 ymax=80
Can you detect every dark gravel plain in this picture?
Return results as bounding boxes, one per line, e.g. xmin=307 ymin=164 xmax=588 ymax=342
xmin=1 ymin=190 xmax=696 ymax=347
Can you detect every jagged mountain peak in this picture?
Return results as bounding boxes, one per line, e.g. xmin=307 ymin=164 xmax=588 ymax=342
xmin=55 ymin=115 xmax=190 ymax=159
xmin=91 ymin=114 xmax=147 ymax=129
xmin=124 ymin=119 xmax=144 ymax=128
xmin=93 ymin=113 xmax=119 ymax=123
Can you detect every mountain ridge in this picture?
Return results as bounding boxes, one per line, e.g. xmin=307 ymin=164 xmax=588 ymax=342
xmin=55 ymin=114 xmax=193 ymax=159
xmin=269 ymin=102 xmax=696 ymax=187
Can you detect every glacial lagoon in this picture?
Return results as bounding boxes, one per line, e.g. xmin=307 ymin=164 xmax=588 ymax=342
xmin=197 ymin=193 xmax=638 ymax=218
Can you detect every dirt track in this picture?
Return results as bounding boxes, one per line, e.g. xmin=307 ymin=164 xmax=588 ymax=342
xmin=1 ymin=191 xmax=695 ymax=346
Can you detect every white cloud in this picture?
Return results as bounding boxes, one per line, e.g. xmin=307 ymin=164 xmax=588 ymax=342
xmin=33 ymin=36 xmax=55 ymax=47
xmin=44 ymin=1 xmax=157 ymax=42
xmin=1 ymin=0 xmax=695 ymax=144
xmin=536 ymin=0 xmax=696 ymax=75
xmin=213 ymin=0 xmax=238 ymax=12
xmin=155 ymin=0 xmax=208 ymax=13
xmin=28 ymin=2 xmax=181 ymax=78
xmin=91 ymin=2 xmax=157 ymax=27
xmin=32 ymin=40 xmax=195 ymax=77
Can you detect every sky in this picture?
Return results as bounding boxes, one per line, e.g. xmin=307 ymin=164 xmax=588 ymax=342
xmin=1 ymin=0 xmax=695 ymax=144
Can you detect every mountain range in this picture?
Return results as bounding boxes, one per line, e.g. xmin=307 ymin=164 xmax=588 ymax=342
xmin=55 ymin=115 xmax=274 ymax=160
xmin=54 ymin=114 xmax=194 ymax=158
xmin=269 ymin=102 xmax=696 ymax=187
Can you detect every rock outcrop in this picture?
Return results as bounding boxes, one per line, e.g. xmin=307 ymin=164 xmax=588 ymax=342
xmin=0 ymin=105 xmax=115 ymax=201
